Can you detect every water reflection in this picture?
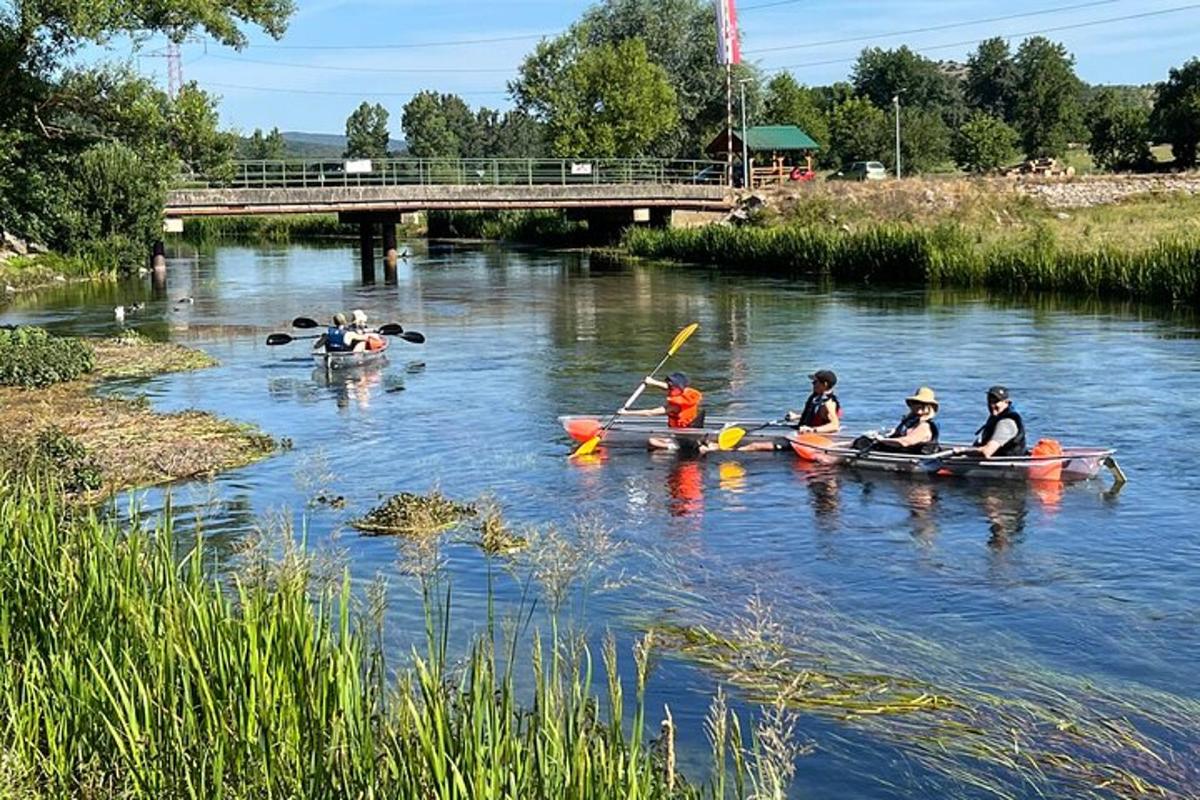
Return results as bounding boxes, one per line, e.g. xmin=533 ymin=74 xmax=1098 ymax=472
xmin=666 ymin=457 xmax=704 ymax=518
xmin=312 ymin=364 xmax=387 ymax=412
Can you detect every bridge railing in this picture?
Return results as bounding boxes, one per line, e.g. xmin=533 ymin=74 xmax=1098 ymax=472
xmin=174 ymin=158 xmax=728 ymax=190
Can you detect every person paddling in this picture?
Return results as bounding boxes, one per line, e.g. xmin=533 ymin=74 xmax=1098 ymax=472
xmin=324 ymin=313 xmax=368 ymax=353
xmin=860 ymin=386 xmax=940 ymax=454
xmin=736 ymin=369 xmax=841 ymax=452
xmin=957 ymin=385 xmax=1026 ymax=458
xmin=618 ymin=372 xmax=704 ymax=451
xmin=350 ymin=308 xmax=386 ymax=351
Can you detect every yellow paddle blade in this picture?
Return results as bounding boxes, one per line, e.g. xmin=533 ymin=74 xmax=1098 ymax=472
xmin=570 ymin=435 xmax=602 ymax=459
xmin=717 ymin=427 xmax=747 ymax=451
xmin=667 ymin=322 xmax=699 ymax=357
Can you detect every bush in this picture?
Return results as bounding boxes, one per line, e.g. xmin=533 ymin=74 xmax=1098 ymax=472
xmin=0 ymin=326 xmax=94 ymax=387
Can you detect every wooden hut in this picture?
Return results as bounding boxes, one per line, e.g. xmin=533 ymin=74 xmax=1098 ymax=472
xmin=705 ymin=125 xmax=820 ymax=187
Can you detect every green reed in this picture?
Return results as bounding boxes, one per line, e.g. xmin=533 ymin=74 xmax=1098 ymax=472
xmin=622 ymin=223 xmax=1200 ymax=306
xmin=0 ymin=477 xmax=780 ymax=799
xmin=177 ymin=215 xmax=356 ymax=242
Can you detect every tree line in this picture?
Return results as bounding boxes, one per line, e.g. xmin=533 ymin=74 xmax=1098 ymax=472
xmin=340 ymin=0 xmax=1200 ymax=177
xmin=1 ymin=0 xmax=293 ymax=268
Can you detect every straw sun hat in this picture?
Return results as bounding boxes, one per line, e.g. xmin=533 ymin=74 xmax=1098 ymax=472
xmin=905 ymin=386 xmax=939 ymax=411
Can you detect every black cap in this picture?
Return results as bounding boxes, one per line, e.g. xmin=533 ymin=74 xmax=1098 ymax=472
xmin=809 ymin=369 xmax=837 ymax=388
xmin=666 ymin=372 xmax=689 ymax=388
xmin=986 ymin=385 xmax=1010 ymax=401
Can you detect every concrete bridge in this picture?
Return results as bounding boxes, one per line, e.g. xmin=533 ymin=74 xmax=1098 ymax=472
xmin=162 ymin=157 xmax=731 ymax=280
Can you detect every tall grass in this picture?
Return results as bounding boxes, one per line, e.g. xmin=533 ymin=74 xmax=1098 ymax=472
xmin=0 ymin=477 xmax=781 ymax=799
xmin=178 ymin=215 xmax=357 ymax=242
xmin=623 ymin=223 xmax=1200 ymax=306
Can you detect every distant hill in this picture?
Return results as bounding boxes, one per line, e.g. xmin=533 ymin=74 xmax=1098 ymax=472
xmin=271 ymin=131 xmax=407 ymax=158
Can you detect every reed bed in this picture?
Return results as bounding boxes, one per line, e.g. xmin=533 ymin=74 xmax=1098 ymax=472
xmin=178 ymin=215 xmax=356 ymax=242
xmin=0 ymin=478 xmax=821 ymax=799
xmin=653 ymin=596 xmax=1200 ymax=799
xmin=622 ymin=224 xmax=1200 ymax=306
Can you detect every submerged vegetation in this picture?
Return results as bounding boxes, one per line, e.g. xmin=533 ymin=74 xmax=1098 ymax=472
xmin=352 ymin=490 xmax=477 ymax=535
xmin=654 ymin=596 xmax=1200 ymax=798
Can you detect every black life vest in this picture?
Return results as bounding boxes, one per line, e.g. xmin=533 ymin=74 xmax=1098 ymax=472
xmin=799 ymin=392 xmax=840 ymax=427
xmin=890 ymin=413 xmax=940 ymax=444
xmin=975 ymin=407 xmax=1026 ymax=457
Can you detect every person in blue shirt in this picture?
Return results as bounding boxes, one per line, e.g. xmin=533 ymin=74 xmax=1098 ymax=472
xmin=324 ymin=313 xmax=368 ymax=353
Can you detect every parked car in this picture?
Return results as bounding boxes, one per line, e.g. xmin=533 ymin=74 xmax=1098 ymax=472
xmin=831 ymin=161 xmax=888 ymax=181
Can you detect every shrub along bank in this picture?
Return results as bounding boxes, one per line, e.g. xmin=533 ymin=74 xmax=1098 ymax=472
xmin=622 ymin=222 xmax=1200 ymax=306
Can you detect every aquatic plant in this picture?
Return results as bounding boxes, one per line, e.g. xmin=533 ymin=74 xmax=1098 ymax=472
xmin=655 ymin=595 xmax=1200 ymax=799
xmin=622 ymin=222 xmax=1200 ymax=306
xmin=352 ymin=490 xmax=476 ymax=535
xmin=0 ymin=478 xmax=783 ymax=799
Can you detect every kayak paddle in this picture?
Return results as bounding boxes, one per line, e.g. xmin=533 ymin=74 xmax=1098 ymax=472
xmin=267 ymin=332 xmax=321 ymax=345
xmin=717 ymin=418 xmax=791 ymax=451
xmin=267 ymin=325 xmax=422 ymax=346
xmin=293 ymin=316 xmax=321 ymax=329
xmin=570 ymin=322 xmax=699 ymax=459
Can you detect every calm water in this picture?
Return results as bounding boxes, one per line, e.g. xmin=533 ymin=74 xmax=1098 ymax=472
xmin=5 ymin=240 xmax=1199 ymax=798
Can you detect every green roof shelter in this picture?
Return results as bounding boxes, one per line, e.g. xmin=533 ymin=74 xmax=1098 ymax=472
xmin=705 ymin=125 xmax=821 ymax=187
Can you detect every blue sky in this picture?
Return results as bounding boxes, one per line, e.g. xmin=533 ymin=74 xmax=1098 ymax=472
xmin=97 ymin=0 xmax=1200 ymax=135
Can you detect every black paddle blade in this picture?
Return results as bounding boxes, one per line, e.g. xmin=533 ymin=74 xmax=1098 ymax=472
xmin=266 ymin=333 xmax=294 ymax=346
xmin=400 ymin=331 xmax=426 ymax=344
xmin=377 ymin=323 xmax=404 ymax=336
xmin=292 ymin=317 xmax=320 ymax=329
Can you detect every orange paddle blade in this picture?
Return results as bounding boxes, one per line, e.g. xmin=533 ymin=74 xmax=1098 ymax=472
xmin=565 ymin=417 xmax=603 ymax=443
xmin=790 ymin=433 xmax=833 ymax=462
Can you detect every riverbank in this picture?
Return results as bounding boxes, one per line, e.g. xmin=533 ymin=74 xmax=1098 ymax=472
xmin=0 ymin=252 xmax=116 ymax=302
xmin=0 ymin=329 xmax=275 ymax=498
xmin=179 ymin=214 xmax=423 ymax=242
xmin=623 ymin=185 xmax=1200 ymax=305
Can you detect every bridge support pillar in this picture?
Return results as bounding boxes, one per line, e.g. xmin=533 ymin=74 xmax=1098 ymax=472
xmin=358 ymin=223 xmax=376 ymax=284
xmin=381 ymin=222 xmax=398 ymax=282
xmin=150 ymin=240 xmax=167 ymax=290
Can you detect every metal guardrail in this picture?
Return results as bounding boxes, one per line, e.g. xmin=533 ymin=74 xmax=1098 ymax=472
xmin=174 ymin=158 xmax=729 ymax=190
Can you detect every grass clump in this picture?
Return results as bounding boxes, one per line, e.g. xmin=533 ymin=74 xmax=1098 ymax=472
xmin=0 ymin=325 xmax=94 ymax=387
xmin=0 ymin=479 xmax=791 ymax=799
xmin=352 ymin=490 xmax=476 ymax=535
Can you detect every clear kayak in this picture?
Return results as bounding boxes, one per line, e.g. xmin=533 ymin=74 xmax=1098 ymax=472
xmin=312 ymin=335 xmax=389 ymax=370
xmin=789 ymin=433 xmax=1125 ymax=484
xmin=560 ymin=415 xmax=796 ymax=449
xmin=560 ymin=416 xmax=1125 ymax=485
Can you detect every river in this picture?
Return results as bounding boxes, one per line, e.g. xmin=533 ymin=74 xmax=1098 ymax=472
xmin=4 ymin=239 xmax=1198 ymax=798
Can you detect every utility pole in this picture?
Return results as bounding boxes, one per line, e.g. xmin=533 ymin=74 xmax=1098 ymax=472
xmin=739 ymin=79 xmax=751 ymax=189
xmin=167 ymin=41 xmax=182 ymax=99
xmin=892 ymin=94 xmax=901 ymax=179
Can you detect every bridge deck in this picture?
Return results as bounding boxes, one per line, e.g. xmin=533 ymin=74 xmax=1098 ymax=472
xmin=166 ymin=158 xmax=732 ymax=217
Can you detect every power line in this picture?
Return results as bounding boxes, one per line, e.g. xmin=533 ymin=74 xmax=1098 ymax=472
xmin=746 ymin=0 xmax=1122 ymax=54
xmin=242 ymin=32 xmax=550 ymax=51
xmin=205 ymin=53 xmax=514 ymax=74
xmin=769 ymin=2 xmax=1200 ymax=71
xmin=204 ymin=81 xmax=509 ymax=98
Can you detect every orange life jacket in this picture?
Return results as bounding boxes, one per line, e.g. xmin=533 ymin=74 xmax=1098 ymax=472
xmin=666 ymin=386 xmax=703 ymax=429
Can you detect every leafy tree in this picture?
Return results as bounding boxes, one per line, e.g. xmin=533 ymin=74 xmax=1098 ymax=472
xmin=244 ymin=127 xmax=286 ymax=159
xmin=495 ymin=110 xmax=545 ymax=157
xmin=512 ymin=0 xmax=747 ymax=156
xmin=762 ymin=73 xmax=829 ymax=150
xmin=168 ymin=82 xmax=236 ymax=180
xmin=1150 ymin=58 xmax=1200 ymax=168
xmin=1087 ymin=88 xmax=1151 ymax=172
xmin=828 ymin=96 xmax=889 ymax=166
xmin=852 ymin=46 xmax=959 ymax=114
xmin=894 ymin=107 xmax=950 ymax=174
xmin=965 ymin=38 xmax=1018 ymax=122
xmin=953 ymin=112 xmax=1019 ymax=173
xmin=1013 ymin=36 xmax=1084 ymax=158
xmin=541 ymin=38 xmax=679 ymax=158
xmin=343 ymin=101 xmax=390 ymax=158
xmin=401 ymin=91 xmax=478 ymax=158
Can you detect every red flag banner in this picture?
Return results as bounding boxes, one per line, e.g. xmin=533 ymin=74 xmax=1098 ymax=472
xmin=715 ymin=0 xmax=741 ymax=65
